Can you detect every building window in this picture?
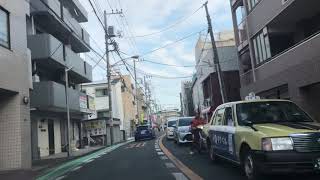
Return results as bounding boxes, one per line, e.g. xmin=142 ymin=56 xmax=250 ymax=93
xmin=97 ymin=111 xmax=108 ymax=118
xmin=0 ymin=7 xmax=10 ymax=49
xmin=84 ymin=62 xmax=87 ymax=74
xmin=247 ymin=0 xmax=260 ymax=12
xmin=253 ymin=27 xmax=271 ymax=66
xmin=95 ymin=88 xmax=108 ymax=97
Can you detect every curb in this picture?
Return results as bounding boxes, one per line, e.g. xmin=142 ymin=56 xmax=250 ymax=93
xmin=36 ymin=140 xmax=134 ymax=180
xmin=158 ymin=135 xmax=203 ymax=180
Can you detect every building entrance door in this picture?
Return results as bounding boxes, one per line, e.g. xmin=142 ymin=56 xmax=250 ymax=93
xmin=48 ymin=119 xmax=55 ymax=155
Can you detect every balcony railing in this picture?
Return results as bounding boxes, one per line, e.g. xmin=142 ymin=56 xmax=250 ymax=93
xmin=31 ymin=81 xmax=86 ymax=112
xmin=60 ymin=0 xmax=88 ymax=22
xmin=27 ymin=34 xmax=64 ymax=68
xmin=65 ymin=47 xmax=92 ymax=82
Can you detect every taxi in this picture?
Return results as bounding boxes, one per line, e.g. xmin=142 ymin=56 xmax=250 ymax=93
xmin=203 ymin=98 xmax=320 ymax=180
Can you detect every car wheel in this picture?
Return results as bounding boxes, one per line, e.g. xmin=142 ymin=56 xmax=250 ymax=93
xmin=209 ymin=143 xmax=217 ymax=162
xmin=243 ymin=151 xmax=260 ymax=180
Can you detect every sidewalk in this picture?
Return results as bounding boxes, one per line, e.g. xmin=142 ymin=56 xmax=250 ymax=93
xmin=0 ymin=141 xmax=132 ymax=180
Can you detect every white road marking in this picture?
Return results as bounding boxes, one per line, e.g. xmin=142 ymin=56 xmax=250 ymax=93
xmin=157 ymin=152 xmax=164 ymax=155
xmin=159 ymin=156 xmax=168 ymax=160
xmin=172 ymin=173 xmax=188 ymax=180
xmin=155 ymin=148 xmax=161 ymax=151
xmin=55 ymin=176 xmax=66 ymax=180
xmin=165 ymin=162 xmax=176 ymax=168
xmin=71 ymin=166 xmax=82 ymax=172
xmin=84 ymin=159 xmax=94 ymax=163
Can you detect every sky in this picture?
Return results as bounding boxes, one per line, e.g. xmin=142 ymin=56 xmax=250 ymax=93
xmin=79 ymin=0 xmax=234 ymax=110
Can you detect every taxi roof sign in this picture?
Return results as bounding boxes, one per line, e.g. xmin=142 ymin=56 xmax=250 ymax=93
xmin=245 ymin=92 xmax=261 ymax=101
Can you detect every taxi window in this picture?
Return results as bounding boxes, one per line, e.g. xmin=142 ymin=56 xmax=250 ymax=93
xmin=213 ymin=108 xmax=225 ymax=126
xmin=224 ymin=107 xmax=234 ymax=126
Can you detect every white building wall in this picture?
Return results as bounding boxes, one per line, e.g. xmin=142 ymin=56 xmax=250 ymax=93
xmin=54 ymin=120 xmax=61 ymax=154
xmin=112 ymin=82 xmax=124 ymax=130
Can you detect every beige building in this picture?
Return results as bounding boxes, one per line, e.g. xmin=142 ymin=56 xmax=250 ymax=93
xmin=120 ymin=75 xmax=136 ymax=137
xmin=0 ymin=0 xmax=33 ymax=170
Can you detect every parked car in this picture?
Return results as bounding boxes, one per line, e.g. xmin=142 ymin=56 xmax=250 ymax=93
xmin=205 ymin=99 xmax=320 ymax=180
xmin=135 ymin=125 xmax=155 ymax=141
xmin=174 ymin=117 xmax=193 ymax=144
xmin=166 ymin=118 xmax=177 ymax=139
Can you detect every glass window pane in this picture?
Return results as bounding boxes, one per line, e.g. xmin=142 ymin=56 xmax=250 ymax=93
xmin=247 ymin=0 xmax=252 ymax=11
xmin=253 ymin=39 xmax=259 ymax=65
xmin=259 ymin=33 xmax=267 ymax=61
xmin=0 ymin=9 xmax=9 ymax=48
xmin=256 ymin=35 xmax=263 ymax=64
xmin=264 ymin=35 xmax=271 ymax=58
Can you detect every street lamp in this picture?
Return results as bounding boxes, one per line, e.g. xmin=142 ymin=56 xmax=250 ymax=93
xmin=65 ymin=66 xmax=73 ymax=157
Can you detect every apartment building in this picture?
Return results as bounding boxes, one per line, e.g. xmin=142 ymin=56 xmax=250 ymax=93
xmin=81 ymin=80 xmax=125 ymax=146
xmin=192 ymin=31 xmax=240 ymax=112
xmin=181 ymin=81 xmax=194 ymax=116
xmin=27 ymin=0 xmax=92 ymax=159
xmin=230 ymin=0 xmax=320 ymax=121
xmin=0 ymin=0 xmax=32 ymax=170
xmin=120 ymin=75 xmax=136 ymax=137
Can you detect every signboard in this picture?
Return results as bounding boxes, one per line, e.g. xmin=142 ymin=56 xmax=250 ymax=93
xmin=79 ymin=95 xmax=88 ymax=112
xmin=88 ymin=96 xmax=95 ymax=111
xmin=84 ymin=120 xmax=106 ymax=136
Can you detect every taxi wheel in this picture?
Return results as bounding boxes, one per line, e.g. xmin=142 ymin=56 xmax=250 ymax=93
xmin=243 ymin=152 xmax=260 ymax=180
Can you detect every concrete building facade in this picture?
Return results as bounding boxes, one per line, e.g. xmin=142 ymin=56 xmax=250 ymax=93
xmin=192 ymin=31 xmax=240 ymax=112
xmin=81 ymin=79 xmax=124 ymax=146
xmin=181 ymin=81 xmax=194 ymax=116
xmin=28 ymin=0 xmax=92 ymax=159
xmin=0 ymin=0 xmax=33 ymax=170
xmin=230 ymin=0 xmax=320 ymax=121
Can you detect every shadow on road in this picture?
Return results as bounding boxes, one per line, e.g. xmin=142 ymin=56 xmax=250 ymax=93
xmin=163 ymin=138 xmax=320 ymax=180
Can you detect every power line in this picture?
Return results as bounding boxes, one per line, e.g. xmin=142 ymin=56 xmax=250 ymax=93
xmin=126 ymin=63 xmax=193 ymax=79
xmin=125 ymin=5 xmax=204 ymax=38
xmin=140 ymin=29 xmax=205 ymax=57
xmin=88 ymin=0 xmax=105 ymax=29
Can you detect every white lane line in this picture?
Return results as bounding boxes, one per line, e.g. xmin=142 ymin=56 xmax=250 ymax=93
xmin=172 ymin=173 xmax=188 ymax=180
xmin=55 ymin=176 xmax=66 ymax=180
xmin=142 ymin=142 xmax=146 ymax=147
xmin=84 ymin=159 xmax=94 ymax=163
xmin=70 ymin=166 xmax=82 ymax=172
xmin=155 ymin=148 xmax=161 ymax=151
xmin=165 ymin=162 xmax=176 ymax=168
xmin=159 ymin=156 xmax=168 ymax=160
xmin=157 ymin=152 xmax=164 ymax=155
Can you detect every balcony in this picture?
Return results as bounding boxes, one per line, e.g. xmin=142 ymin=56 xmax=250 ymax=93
xmin=30 ymin=81 xmax=87 ymax=113
xmin=27 ymin=33 xmax=65 ymax=69
xmin=30 ymin=0 xmax=90 ymax=53
xmin=65 ymin=47 xmax=92 ymax=83
xmin=60 ymin=0 xmax=88 ymax=22
xmin=28 ymin=33 xmax=92 ymax=83
xmin=240 ymin=70 xmax=254 ymax=87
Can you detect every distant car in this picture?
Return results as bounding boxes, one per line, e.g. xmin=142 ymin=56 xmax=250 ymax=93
xmin=135 ymin=125 xmax=155 ymax=141
xmin=166 ymin=118 xmax=177 ymax=139
xmin=174 ymin=117 xmax=193 ymax=144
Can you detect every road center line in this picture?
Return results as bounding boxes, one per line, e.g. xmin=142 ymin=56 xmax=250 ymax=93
xmin=172 ymin=172 xmax=188 ymax=180
xmin=159 ymin=135 xmax=203 ymax=180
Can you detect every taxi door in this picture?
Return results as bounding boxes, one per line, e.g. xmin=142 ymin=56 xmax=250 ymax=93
xmin=209 ymin=106 xmax=236 ymax=161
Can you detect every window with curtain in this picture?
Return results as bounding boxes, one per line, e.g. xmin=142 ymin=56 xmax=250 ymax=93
xmin=253 ymin=27 xmax=271 ymax=66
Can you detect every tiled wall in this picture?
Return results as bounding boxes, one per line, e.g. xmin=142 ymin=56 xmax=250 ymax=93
xmin=0 ymin=95 xmax=23 ymax=170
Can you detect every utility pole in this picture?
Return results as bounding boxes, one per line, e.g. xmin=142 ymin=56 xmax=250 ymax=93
xmin=144 ymin=76 xmax=149 ymax=124
xmin=133 ymin=58 xmax=139 ymax=124
xmin=203 ymin=1 xmax=227 ymax=103
xmin=65 ymin=67 xmax=73 ymax=157
xmin=104 ymin=11 xmax=114 ymax=146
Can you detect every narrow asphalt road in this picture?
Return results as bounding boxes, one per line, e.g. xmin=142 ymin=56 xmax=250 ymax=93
xmin=162 ymin=137 xmax=320 ymax=180
xmin=64 ymin=135 xmax=180 ymax=180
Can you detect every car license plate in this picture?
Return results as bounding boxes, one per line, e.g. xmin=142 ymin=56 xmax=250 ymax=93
xmin=141 ymin=130 xmax=146 ymax=135
xmin=314 ymin=158 xmax=320 ymax=170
